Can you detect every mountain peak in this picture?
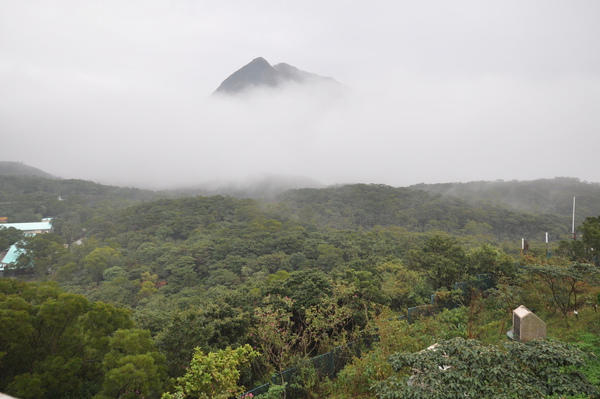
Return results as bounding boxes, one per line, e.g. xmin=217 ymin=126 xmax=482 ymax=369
xmin=213 ymin=58 xmax=337 ymax=95
xmin=250 ymin=57 xmax=270 ymax=65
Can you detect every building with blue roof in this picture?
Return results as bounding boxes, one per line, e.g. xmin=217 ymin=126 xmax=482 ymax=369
xmin=0 ymin=219 xmax=53 ymax=276
xmin=0 ymin=245 xmax=25 ymax=273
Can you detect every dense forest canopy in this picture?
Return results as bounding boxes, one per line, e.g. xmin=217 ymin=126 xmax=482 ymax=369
xmin=1 ymin=171 xmax=599 ymax=398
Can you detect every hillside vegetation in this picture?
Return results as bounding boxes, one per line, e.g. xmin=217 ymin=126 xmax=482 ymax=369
xmin=1 ymin=172 xmax=599 ymax=398
xmin=0 ymin=161 xmax=57 ymax=179
xmin=411 ymin=177 xmax=600 ymax=222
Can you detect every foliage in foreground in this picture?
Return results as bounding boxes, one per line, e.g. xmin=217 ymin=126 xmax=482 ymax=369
xmin=0 ymin=280 xmax=166 ymax=399
xmin=375 ymin=337 xmax=599 ymax=399
xmin=161 ymin=344 xmax=259 ymax=399
xmin=2 ymin=175 xmax=600 ymax=398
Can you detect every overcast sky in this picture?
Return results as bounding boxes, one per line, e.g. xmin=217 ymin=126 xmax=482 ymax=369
xmin=1 ymin=0 xmax=599 ymax=189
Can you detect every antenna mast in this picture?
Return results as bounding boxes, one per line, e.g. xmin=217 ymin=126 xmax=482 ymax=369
xmin=572 ymin=196 xmax=576 ymax=240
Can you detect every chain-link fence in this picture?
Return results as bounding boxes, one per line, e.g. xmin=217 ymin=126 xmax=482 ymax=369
xmin=240 ymin=273 xmax=496 ymax=397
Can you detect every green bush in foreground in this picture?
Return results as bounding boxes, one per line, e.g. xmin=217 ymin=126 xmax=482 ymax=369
xmin=375 ymin=337 xmax=598 ymax=399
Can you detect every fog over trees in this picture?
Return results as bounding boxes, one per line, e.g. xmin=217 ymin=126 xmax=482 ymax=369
xmin=1 ymin=172 xmax=600 ymax=397
xmin=1 ymin=1 xmax=599 ymax=189
xmin=1 ymin=1 xmax=600 ymax=397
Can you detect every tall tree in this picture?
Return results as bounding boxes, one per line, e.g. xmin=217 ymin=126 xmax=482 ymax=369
xmin=15 ymin=234 xmax=69 ymax=277
xmin=0 ymin=227 xmax=24 ymax=252
xmin=96 ymin=329 xmax=167 ymax=399
xmin=82 ymin=246 xmax=123 ymax=283
xmin=524 ymin=261 xmax=600 ymax=322
xmin=407 ymin=235 xmax=466 ymax=290
xmin=0 ymin=281 xmax=135 ymax=398
xmin=580 ymin=215 xmax=600 ymax=265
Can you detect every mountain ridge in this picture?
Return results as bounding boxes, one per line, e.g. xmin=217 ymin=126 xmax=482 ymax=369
xmin=0 ymin=161 xmax=57 ymax=179
xmin=213 ymin=57 xmax=337 ymax=95
xmin=409 ymin=177 xmax=600 ymax=220
xmin=3 ymin=163 xmax=600 ymax=221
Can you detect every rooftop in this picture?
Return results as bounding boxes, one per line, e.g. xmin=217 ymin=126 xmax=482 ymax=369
xmin=0 ymin=244 xmax=24 ymax=270
xmin=0 ymin=221 xmax=53 ymax=232
xmin=514 ymin=305 xmax=531 ymax=318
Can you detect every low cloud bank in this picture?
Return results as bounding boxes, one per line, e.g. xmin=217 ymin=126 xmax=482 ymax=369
xmin=3 ymin=74 xmax=599 ymax=189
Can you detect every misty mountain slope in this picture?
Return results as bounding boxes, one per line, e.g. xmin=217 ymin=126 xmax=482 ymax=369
xmin=3 ymin=162 xmax=595 ymax=242
xmin=278 ymin=183 xmax=570 ymax=241
xmin=409 ymin=178 xmax=600 ymax=225
xmin=0 ymin=161 xmax=57 ymax=179
xmin=0 ymin=174 xmax=171 ymax=223
xmin=173 ymin=174 xmax=325 ymax=199
xmin=213 ymin=57 xmax=338 ymax=94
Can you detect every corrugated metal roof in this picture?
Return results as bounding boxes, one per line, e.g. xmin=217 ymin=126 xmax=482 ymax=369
xmin=0 ymin=244 xmax=24 ymax=270
xmin=0 ymin=221 xmax=53 ymax=231
xmin=0 ymin=220 xmax=52 ymax=272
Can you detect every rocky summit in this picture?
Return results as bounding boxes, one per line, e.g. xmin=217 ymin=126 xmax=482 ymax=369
xmin=213 ymin=57 xmax=336 ymax=95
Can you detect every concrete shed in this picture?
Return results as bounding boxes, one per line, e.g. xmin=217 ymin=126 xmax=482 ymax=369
xmin=508 ymin=305 xmax=546 ymax=342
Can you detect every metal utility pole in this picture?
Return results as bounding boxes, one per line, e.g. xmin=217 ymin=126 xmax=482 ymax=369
xmin=572 ymin=196 xmax=577 ymax=240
